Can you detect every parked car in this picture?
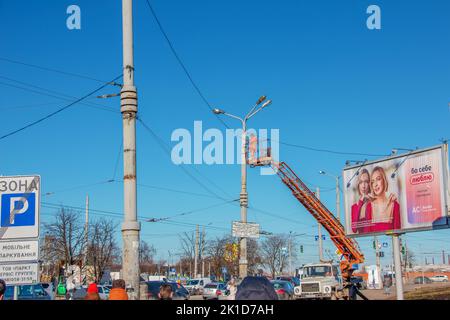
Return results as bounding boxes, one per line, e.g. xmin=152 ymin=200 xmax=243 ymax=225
xmin=202 ymin=283 xmax=227 ymax=300
xmin=184 ymin=278 xmax=211 ymax=295
xmin=4 ymin=284 xmax=52 ymax=300
xmin=97 ymin=285 xmax=111 ymax=300
xmin=69 ymin=286 xmax=88 ymax=300
xmin=414 ymin=276 xmax=433 ymax=284
xmin=276 ymin=276 xmax=300 ymax=287
xmin=41 ymin=282 xmax=55 ymax=299
xmin=144 ymin=281 xmax=189 ymax=300
xmin=271 ymin=280 xmax=294 ymax=300
xmin=430 ymin=275 xmax=449 ymax=282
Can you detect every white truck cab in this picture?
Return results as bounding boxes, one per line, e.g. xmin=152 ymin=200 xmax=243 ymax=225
xmin=294 ymin=263 xmax=343 ymax=299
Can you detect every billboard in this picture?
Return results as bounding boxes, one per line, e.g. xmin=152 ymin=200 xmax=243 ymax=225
xmin=343 ymin=145 xmax=449 ymax=237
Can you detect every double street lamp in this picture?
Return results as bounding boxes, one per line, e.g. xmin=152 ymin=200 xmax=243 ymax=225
xmin=213 ymin=96 xmax=272 ymax=279
xmin=319 ymin=170 xmax=341 ymax=222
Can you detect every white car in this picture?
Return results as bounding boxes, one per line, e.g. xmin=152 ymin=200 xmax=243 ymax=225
xmin=430 ymin=275 xmax=448 ymax=282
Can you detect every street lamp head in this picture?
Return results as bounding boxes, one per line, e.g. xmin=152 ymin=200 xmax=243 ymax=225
xmin=256 ymin=96 xmax=267 ymax=105
xmin=319 ymin=170 xmax=326 ymax=175
xmin=213 ymin=108 xmax=225 ymax=115
xmin=261 ymin=99 xmax=272 ymax=108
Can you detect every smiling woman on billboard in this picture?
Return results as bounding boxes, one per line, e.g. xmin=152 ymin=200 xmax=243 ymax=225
xmin=351 ymin=169 xmax=373 ymax=234
xmin=369 ymin=166 xmax=401 ymax=232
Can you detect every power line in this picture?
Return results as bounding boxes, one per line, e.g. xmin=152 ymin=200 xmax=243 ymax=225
xmin=143 ymin=0 xmax=229 ymax=129
xmin=277 ymin=140 xmax=389 ymax=157
xmin=137 ymin=117 xmax=231 ymax=200
xmin=0 ymin=74 xmax=123 ymax=141
xmin=145 ymin=199 xmax=239 ymax=222
xmin=0 ymin=76 xmax=119 ymax=114
xmin=42 ymin=179 xmax=114 ymax=197
xmin=0 ymin=57 xmax=120 ymax=85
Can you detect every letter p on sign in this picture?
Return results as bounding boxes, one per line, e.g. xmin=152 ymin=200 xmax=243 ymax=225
xmin=1 ymin=193 xmax=35 ymax=227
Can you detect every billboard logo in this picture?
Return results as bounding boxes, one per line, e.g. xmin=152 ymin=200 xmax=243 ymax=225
xmin=1 ymin=193 xmax=35 ymax=227
xmin=410 ymin=173 xmax=434 ymax=185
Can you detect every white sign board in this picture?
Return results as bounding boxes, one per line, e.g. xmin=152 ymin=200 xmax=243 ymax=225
xmin=0 ymin=240 xmax=39 ymax=263
xmin=0 ymin=176 xmax=40 ymax=240
xmin=232 ymin=221 xmax=260 ymax=238
xmin=0 ymin=262 xmax=39 ymax=285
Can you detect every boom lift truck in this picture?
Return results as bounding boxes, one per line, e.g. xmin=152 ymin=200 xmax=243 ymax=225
xmin=250 ymin=149 xmax=368 ymax=300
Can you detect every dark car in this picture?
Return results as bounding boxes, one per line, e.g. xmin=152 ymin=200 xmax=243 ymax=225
xmin=275 ymin=276 xmax=300 ymax=287
xmin=69 ymin=286 xmax=88 ymax=300
xmin=271 ymin=280 xmax=294 ymax=300
xmin=414 ymin=276 xmax=433 ymax=284
xmin=4 ymin=284 xmax=52 ymax=300
xmin=145 ymin=281 xmax=189 ymax=300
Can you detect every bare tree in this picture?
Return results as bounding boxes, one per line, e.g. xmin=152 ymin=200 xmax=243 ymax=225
xmin=42 ymin=207 xmax=86 ymax=272
xmin=179 ymin=230 xmax=207 ymax=277
xmin=139 ymin=240 xmax=157 ymax=273
xmin=87 ymin=218 xmax=118 ymax=281
xmin=260 ymin=234 xmax=289 ymax=278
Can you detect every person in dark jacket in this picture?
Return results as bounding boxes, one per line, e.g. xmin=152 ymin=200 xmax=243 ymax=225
xmin=235 ymin=276 xmax=278 ymax=300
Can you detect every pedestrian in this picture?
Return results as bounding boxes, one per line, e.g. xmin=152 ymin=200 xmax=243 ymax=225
xmin=383 ymin=275 xmax=392 ymax=295
xmin=226 ymin=278 xmax=237 ymax=300
xmin=108 ymin=279 xmax=128 ymax=300
xmin=85 ymin=283 xmax=101 ymax=300
xmin=158 ymin=283 xmax=173 ymax=300
xmin=235 ymin=276 xmax=278 ymax=300
xmin=0 ymin=279 xmax=6 ymax=300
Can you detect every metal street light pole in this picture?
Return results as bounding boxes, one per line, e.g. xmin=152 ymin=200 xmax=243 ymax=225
xmin=319 ymin=170 xmax=341 ymax=222
xmin=213 ymin=97 xmax=272 ymax=279
xmin=121 ymin=0 xmax=140 ymax=300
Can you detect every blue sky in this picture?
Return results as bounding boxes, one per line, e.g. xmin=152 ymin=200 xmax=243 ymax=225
xmin=1 ymin=0 xmax=449 ymax=269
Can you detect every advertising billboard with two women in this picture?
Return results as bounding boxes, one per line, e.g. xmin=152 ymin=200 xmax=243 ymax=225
xmin=343 ymin=144 xmax=449 ymax=237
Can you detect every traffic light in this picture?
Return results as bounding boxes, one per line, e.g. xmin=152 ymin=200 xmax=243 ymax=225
xmin=300 ymin=245 xmax=304 ymax=253
xmin=401 ymin=246 xmax=406 ymax=255
xmin=373 ymin=240 xmax=376 ymax=249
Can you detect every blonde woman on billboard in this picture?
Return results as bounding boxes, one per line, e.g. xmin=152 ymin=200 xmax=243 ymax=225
xmin=369 ymin=166 xmax=401 ymax=232
xmin=351 ymin=169 xmax=373 ymax=233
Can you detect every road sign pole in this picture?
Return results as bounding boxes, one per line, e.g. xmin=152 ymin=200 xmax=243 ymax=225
xmin=392 ymin=234 xmax=404 ymax=300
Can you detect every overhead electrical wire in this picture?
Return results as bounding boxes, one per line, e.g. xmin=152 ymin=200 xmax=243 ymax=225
xmin=0 ymin=57 xmax=120 ymax=85
xmin=0 ymin=74 xmax=123 ymax=141
xmin=143 ymin=0 xmax=229 ymax=129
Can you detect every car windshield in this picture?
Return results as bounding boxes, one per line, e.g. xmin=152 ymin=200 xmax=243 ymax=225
xmin=187 ymin=280 xmax=199 ymax=285
xmin=302 ymin=266 xmax=332 ymax=277
xmin=204 ymin=284 xmax=217 ymax=289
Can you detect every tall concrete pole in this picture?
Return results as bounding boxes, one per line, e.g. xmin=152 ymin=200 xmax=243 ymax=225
xmin=374 ymin=236 xmax=382 ymax=289
xmin=288 ymin=232 xmax=292 ymax=276
xmin=392 ymin=234 xmax=404 ymax=300
xmin=336 ymin=176 xmax=340 ymax=222
xmin=121 ymin=0 xmax=140 ymax=300
xmin=194 ymin=225 xmax=199 ymax=278
xmin=239 ymin=121 xmax=248 ymax=279
xmin=316 ymin=187 xmax=324 ymax=262
xmin=83 ymin=195 xmax=89 ymax=282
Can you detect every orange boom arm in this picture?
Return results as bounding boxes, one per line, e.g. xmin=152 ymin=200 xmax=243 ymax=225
xmin=272 ymin=162 xmax=364 ymax=276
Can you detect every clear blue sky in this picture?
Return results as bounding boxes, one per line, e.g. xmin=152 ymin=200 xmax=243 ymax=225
xmin=1 ymin=0 xmax=449 ymax=269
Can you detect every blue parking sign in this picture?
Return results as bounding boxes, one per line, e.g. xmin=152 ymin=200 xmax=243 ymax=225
xmin=1 ymin=193 xmax=35 ymax=227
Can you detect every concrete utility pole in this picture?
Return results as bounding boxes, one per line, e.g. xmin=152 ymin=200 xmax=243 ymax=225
xmin=392 ymin=234 xmax=404 ymax=300
xmin=201 ymin=227 xmax=206 ymax=277
xmin=212 ymin=97 xmax=272 ymax=279
xmin=443 ymin=251 xmax=446 ymax=265
xmin=288 ymin=232 xmax=292 ymax=276
xmin=83 ymin=195 xmax=89 ymax=282
xmin=121 ymin=0 xmax=140 ymax=300
xmin=316 ymin=187 xmax=324 ymax=262
xmin=374 ymin=236 xmax=382 ymax=289
xmin=194 ymin=225 xmax=199 ymax=278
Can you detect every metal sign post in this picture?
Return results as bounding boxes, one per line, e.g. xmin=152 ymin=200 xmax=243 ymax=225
xmin=392 ymin=234 xmax=404 ymax=300
xmin=0 ymin=175 xmax=41 ymax=299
